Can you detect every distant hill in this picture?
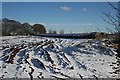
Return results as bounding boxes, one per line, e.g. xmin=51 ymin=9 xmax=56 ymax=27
xmin=1 ymin=18 xmax=46 ymax=36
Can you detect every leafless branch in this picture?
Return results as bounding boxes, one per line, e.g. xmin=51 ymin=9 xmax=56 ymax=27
xmin=116 ymin=14 xmax=120 ymax=20
xmin=102 ymin=11 xmax=120 ymax=33
xmin=108 ymin=2 xmax=120 ymax=11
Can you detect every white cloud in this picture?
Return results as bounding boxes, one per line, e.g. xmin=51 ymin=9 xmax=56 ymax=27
xmin=81 ymin=8 xmax=87 ymax=11
xmin=60 ymin=6 xmax=71 ymax=11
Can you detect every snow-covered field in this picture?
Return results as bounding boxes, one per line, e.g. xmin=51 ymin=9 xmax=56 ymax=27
xmin=0 ymin=36 xmax=119 ymax=79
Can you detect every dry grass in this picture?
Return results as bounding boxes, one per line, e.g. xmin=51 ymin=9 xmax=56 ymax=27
xmin=115 ymin=33 xmax=120 ymax=58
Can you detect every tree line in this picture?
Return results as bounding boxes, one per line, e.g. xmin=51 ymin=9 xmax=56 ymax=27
xmin=1 ymin=18 xmax=46 ymax=36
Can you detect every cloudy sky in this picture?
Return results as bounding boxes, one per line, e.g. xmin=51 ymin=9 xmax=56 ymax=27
xmin=2 ymin=2 xmax=118 ymax=33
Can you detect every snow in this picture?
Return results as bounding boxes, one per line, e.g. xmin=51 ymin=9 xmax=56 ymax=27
xmin=0 ymin=36 xmax=119 ymax=79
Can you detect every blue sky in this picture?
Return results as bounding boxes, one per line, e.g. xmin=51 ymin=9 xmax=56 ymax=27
xmin=2 ymin=0 xmax=120 ymax=2
xmin=2 ymin=2 xmax=118 ymax=33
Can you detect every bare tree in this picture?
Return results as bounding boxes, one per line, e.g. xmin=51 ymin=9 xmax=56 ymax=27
xmin=102 ymin=2 xmax=120 ymax=58
xmin=102 ymin=2 xmax=120 ymax=33
xmin=48 ymin=29 xmax=52 ymax=34
xmin=102 ymin=3 xmax=120 ymax=76
xmin=53 ymin=30 xmax=57 ymax=34
xmin=59 ymin=29 xmax=64 ymax=34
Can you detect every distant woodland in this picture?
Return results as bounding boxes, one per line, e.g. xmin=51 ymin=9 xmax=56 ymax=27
xmin=1 ymin=18 xmax=46 ymax=36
